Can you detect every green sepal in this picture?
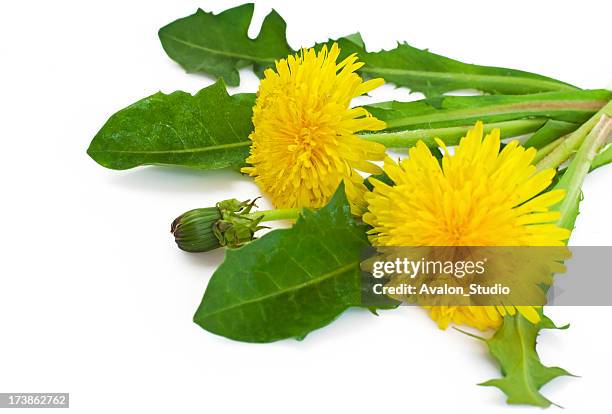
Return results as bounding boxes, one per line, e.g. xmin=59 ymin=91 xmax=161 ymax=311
xmin=214 ymin=198 xmax=267 ymax=248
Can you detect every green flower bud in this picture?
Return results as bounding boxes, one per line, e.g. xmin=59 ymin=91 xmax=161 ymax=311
xmin=171 ymin=199 xmax=266 ymax=252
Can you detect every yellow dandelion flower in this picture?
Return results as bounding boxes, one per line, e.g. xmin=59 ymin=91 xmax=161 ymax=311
xmin=241 ymin=43 xmax=386 ymax=214
xmin=363 ymin=121 xmax=571 ymax=330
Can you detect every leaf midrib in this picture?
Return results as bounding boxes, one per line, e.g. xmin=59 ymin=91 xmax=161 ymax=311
xmin=516 ymin=316 xmax=546 ymax=405
xmin=200 ymin=261 xmax=357 ymax=320
xmin=161 ymin=33 xmax=279 ymax=64
xmin=383 ymin=99 xmax=605 ymax=129
xmin=359 ymin=118 xmax=547 ymax=143
xmin=360 ymin=67 xmax=577 ymax=92
xmin=89 ymin=140 xmax=250 ymax=155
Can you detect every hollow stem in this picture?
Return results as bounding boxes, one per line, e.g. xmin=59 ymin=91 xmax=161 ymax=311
xmin=532 ymin=134 xmax=569 ymax=164
xmin=357 ymin=118 xmax=547 ymax=148
xmin=247 ymin=208 xmax=302 ymax=223
xmin=536 ymin=100 xmax=612 ymax=171
xmin=554 ymin=115 xmax=612 ymax=230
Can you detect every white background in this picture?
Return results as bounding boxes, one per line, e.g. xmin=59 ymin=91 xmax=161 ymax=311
xmin=1 ymin=0 xmax=611 ymax=412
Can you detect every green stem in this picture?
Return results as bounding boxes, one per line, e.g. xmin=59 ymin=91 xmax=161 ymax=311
xmin=247 ymin=208 xmax=302 ymax=222
xmin=357 ymin=118 xmax=547 ymax=148
xmin=378 ymin=97 xmax=601 ymax=131
xmin=536 ymin=100 xmax=612 ymax=171
xmin=554 ymin=115 xmax=612 ymax=231
xmin=532 ymin=134 xmax=569 ymax=164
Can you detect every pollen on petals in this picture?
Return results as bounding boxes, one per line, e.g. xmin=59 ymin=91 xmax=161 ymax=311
xmin=364 ymin=122 xmax=570 ymax=330
xmin=241 ymin=43 xmax=386 ymax=214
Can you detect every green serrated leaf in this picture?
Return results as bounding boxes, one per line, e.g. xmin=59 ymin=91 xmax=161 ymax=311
xmin=158 ymin=3 xmax=292 ymax=86
xmin=159 ymin=4 xmax=578 ymax=95
xmin=193 ymin=185 xmax=371 ymax=343
xmin=87 ymin=81 xmax=256 ymax=170
xmin=354 ymin=42 xmax=579 ymax=97
xmin=481 ymin=311 xmax=573 ymax=408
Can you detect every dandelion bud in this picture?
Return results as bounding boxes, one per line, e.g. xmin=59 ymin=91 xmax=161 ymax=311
xmin=171 ymin=199 xmax=266 ymax=252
